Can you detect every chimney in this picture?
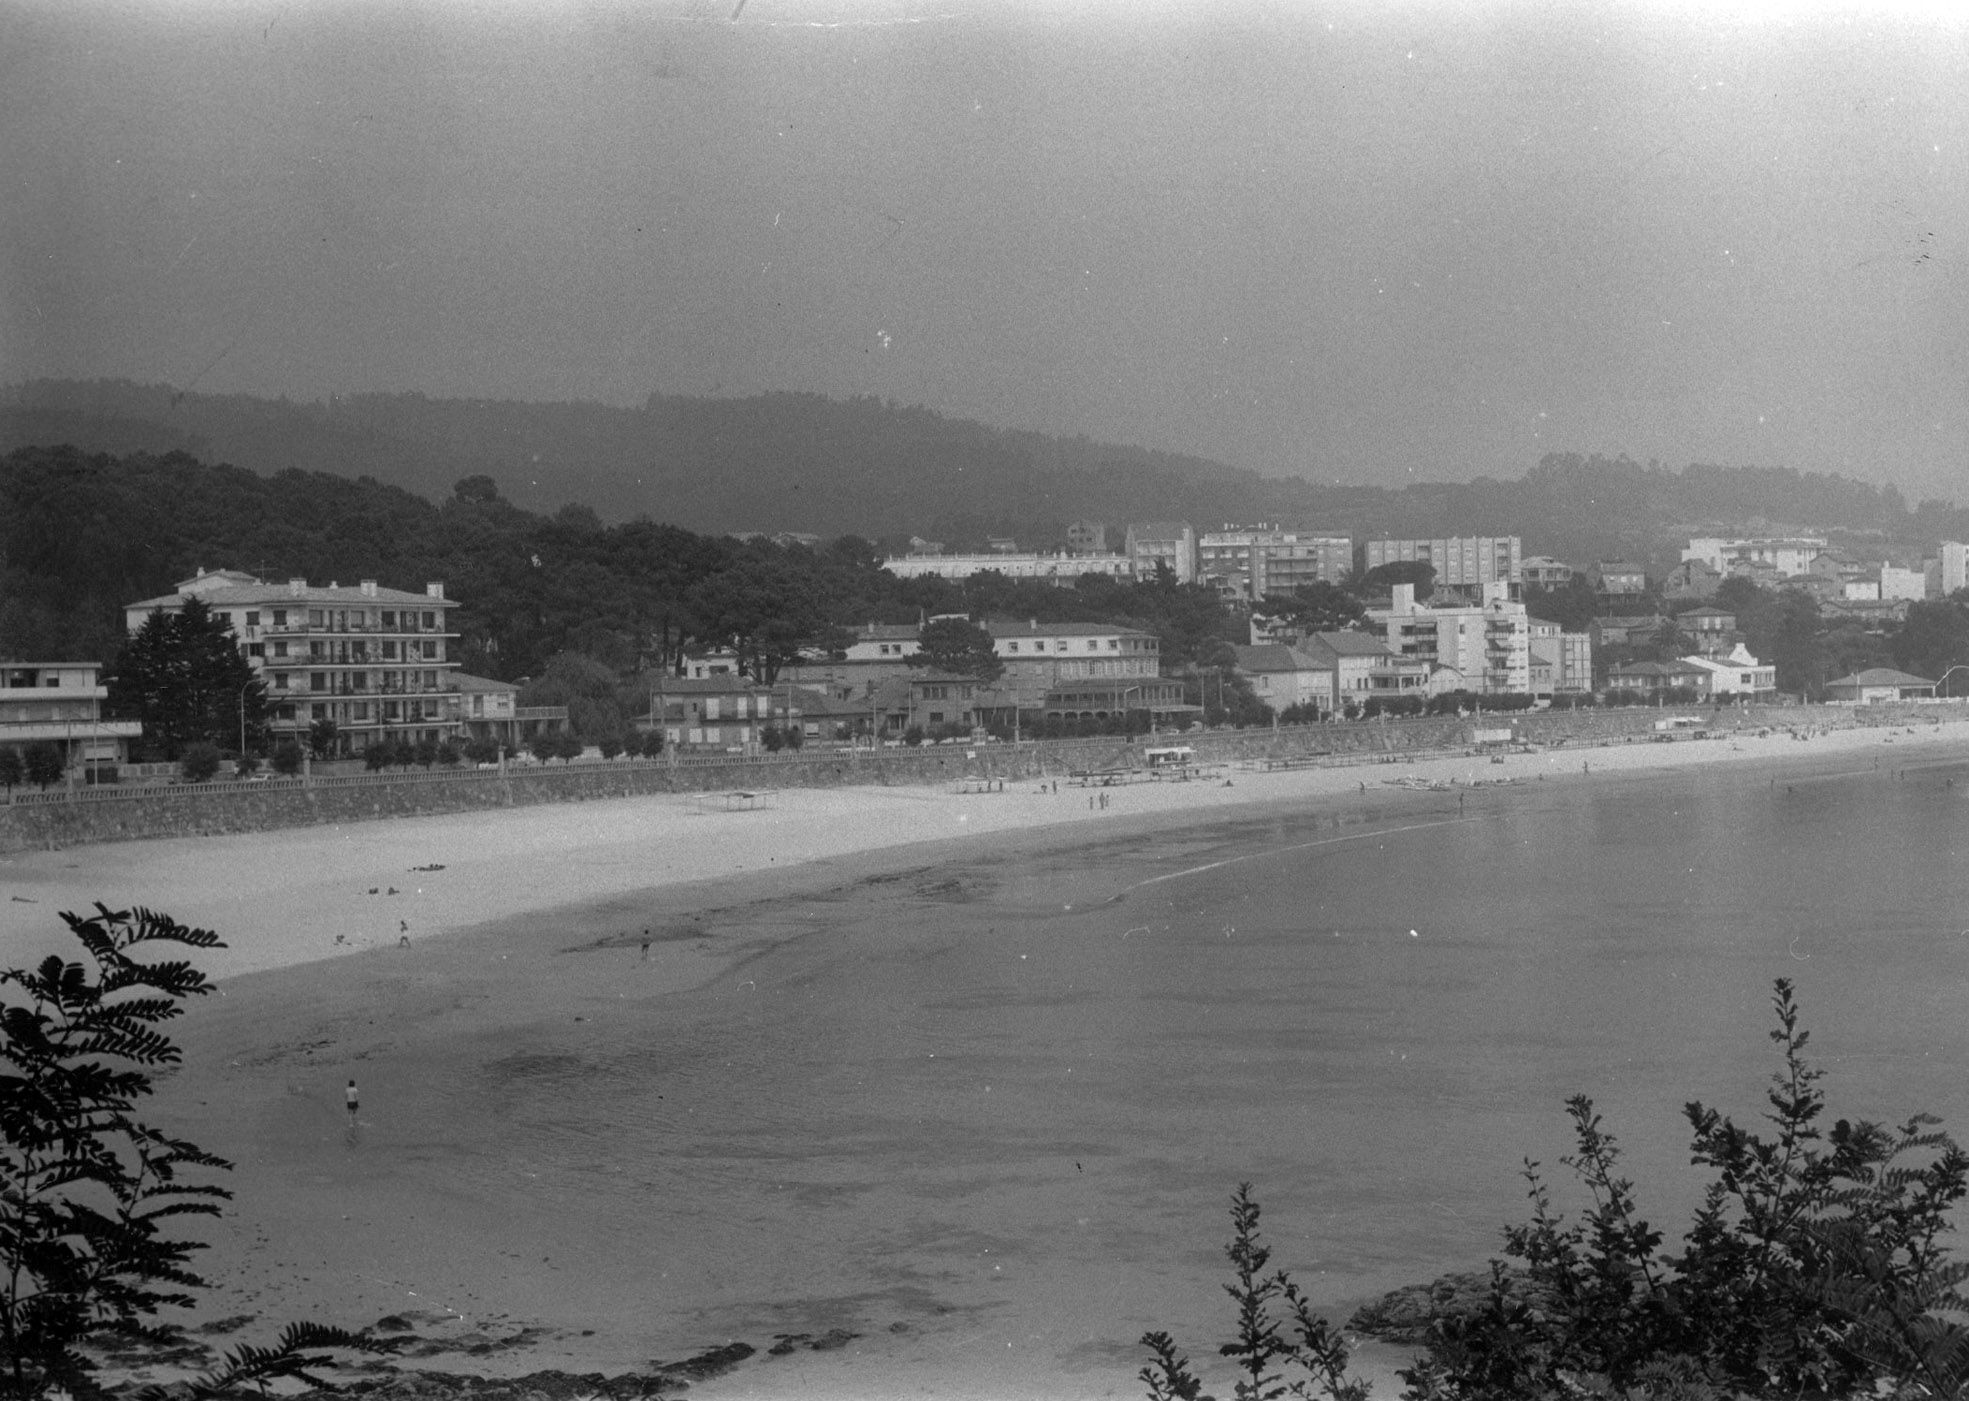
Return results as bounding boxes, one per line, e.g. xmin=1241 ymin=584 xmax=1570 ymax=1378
xmin=288 ymin=578 xmax=306 ymax=596
xmin=361 ymin=579 xmax=378 ymax=597
xmin=426 ymin=582 xmax=445 ymax=599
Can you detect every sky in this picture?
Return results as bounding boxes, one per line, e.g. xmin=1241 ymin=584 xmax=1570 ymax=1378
xmin=3 ymin=0 xmax=1966 ymax=502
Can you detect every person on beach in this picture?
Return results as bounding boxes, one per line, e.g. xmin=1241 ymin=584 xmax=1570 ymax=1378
xmin=345 ymin=1079 xmax=359 ymax=1127
xmin=398 ymin=919 xmax=410 ymax=948
xmin=640 ymin=930 xmax=652 ymax=960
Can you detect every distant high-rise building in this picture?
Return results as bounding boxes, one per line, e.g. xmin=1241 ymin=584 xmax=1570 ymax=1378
xmin=1123 ymin=522 xmax=1197 ymax=583
xmin=1941 ymin=542 xmax=1969 ymax=597
xmin=1198 ymin=525 xmax=1351 ymax=600
xmin=1364 ymin=536 xmax=1522 ymax=588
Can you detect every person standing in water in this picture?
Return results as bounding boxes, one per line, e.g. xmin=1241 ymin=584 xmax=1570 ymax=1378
xmin=345 ymin=1079 xmax=359 ymax=1127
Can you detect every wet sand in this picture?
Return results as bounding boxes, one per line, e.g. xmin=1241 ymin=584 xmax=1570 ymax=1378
xmin=4 ymin=716 xmax=1966 ymax=1400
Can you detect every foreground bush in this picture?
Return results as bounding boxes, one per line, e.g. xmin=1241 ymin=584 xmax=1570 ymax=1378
xmin=1 ymin=904 xmax=380 ymax=1400
xmin=1150 ymin=981 xmax=1969 ymax=1399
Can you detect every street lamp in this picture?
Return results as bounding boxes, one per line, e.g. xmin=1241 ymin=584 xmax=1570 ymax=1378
xmin=237 ymin=680 xmax=257 ymax=758
xmin=1937 ymin=664 xmax=1969 ymax=699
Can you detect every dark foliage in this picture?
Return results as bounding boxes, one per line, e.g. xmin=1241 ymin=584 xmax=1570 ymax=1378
xmin=0 ymin=905 xmax=386 ymax=1401
xmin=1141 ymin=1185 xmax=1369 ymax=1401
xmin=1397 ymin=980 xmax=1969 ymax=1401
xmin=106 ymin=598 xmax=265 ymax=762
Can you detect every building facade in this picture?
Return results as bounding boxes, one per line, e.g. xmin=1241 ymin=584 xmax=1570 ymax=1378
xmin=1681 ymin=645 xmax=1777 ymax=700
xmin=1370 ymin=582 xmax=1532 ymax=695
xmin=124 ymin=569 xmax=462 ymax=756
xmin=880 ymin=552 xmax=1134 ymax=584
xmin=1682 ymin=537 xmax=1827 ymax=578
xmin=1199 ymin=526 xmax=1352 ymax=600
xmin=1123 ymin=522 xmax=1198 ymax=584
xmin=1364 ymin=536 xmax=1522 ymax=588
xmin=1228 ymin=645 xmax=1336 ymax=714
xmin=0 ymin=662 xmax=142 ymax=782
xmin=1526 ymin=619 xmax=1594 ymax=697
xmin=1941 ymin=542 xmax=1969 ymax=598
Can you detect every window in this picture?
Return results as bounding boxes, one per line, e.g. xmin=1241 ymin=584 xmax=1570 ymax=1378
xmin=421 ymin=611 xmax=436 ymax=629
xmin=247 ymin=643 xmax=264 ymax=658
xmin=273 ymin=641 xmax=288 ymax=658
xmin=423 ymin=670 xmax=437 ymax=688
xmin=383 ymin=641 xmax=398 ymax=659
xmin=354 ymin=703 xmax=370 ymax=721
xmin=245 ymin=611 xmax=260 ymax=627
xmin=1007 ymin=642 xmax=1020 ymax=652
xmin=381 ymin=611 xmax=397 ymax=628
xmin=274 ymin=674 xmax=289 ymax=691
xmin=421 ymin=640 xmax=438 ymax=659
xmin=310 ymin=672 xmax=327 ymax=691
xmin=273 ymin=609 xmax=287 ymax=627
xmin=310 ymin=641 xmax=325 ymax=660
xmin=309 ymin=610 xmax=325 ymax=627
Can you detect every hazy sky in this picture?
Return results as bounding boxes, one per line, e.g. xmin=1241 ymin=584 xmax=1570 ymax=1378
xmin=4 ymin=1 xmax=1965 ymax=500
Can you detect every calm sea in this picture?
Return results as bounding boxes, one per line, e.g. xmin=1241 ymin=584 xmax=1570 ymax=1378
xmin=224 ymin=748 xmax=1969 ymax=1394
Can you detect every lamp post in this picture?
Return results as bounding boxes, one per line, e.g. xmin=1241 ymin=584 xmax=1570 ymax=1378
xmin=1937 ymin=664 xmax=1969 ymax=700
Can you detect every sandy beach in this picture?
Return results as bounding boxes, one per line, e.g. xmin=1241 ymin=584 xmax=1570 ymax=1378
xmin=5 ymin=713 xmax=1967 ymax=1401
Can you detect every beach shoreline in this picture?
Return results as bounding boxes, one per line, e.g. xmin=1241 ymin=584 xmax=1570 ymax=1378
xmin=9 ymin=715 xmax=1969 ymax=1401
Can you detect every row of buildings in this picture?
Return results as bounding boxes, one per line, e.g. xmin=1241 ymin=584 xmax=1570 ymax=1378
xmin=887 ymin=524 xmax=1969 ymax=614
xmin=9 ymin=527 xmax=1967 ymax=778
xmin=886 ymin=527 xmax=1528 ymax=600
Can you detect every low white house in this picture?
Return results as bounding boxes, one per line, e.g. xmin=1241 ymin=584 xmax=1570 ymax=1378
xmin=1680 ymin=644 xmax=1777 ymax=700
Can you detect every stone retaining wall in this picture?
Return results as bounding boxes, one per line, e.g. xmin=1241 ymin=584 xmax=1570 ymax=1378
xmin=2 ymin=702 xmax=1959 ymax=854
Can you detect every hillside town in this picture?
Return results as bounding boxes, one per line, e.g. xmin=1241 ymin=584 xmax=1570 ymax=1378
xmin=6 ymin=522 xmax=1967 ymax=786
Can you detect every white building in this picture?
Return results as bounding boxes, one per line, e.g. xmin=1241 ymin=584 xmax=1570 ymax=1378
xmin=1879 ymin=565 xmax=1927 ymax=603
xmin=1198 ymin=526 xmax=1352 ymax=600
xmin=881 ymin=552 xmax=1134 ymax=584
xmin=1682 ymin=644 xmax=1777 ymax=700
xmin=1365 ymin=536 xmax=1522 ymax=588
xmin=1123 ymin=522 xmax=1198 ymax=584
xmin=1939 ymin=542 xmax=1968 ymax=598
xmin=1369 ymin=582 xmax=1532 ymax=695
xmin=0 ymin=662 xmax=142 ymax=782
xmin=1527 ymin=618 xmax=1594 ymax=697
xmin=123 ymin=568 xmax=462 ymax=756
xmin=1682 ymin=537 xmax=1827 ymax=578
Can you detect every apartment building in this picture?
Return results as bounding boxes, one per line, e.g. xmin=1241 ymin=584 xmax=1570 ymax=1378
xmin=1369 ymin=582 xmax=1532 ymax=695
xmin=881 ymin=552 xmax=1134 ymax=583
xmin=1364 ymin=536 xmax=1522 ymax=588
xmin=124 ymin=568 xmax=462 ymax=756
xmin=1198 ymin=526 xmax=1351 ymax=600
xmin=0 ymin=662 xmax=142 ymax=782
xmin=1941 ymin=542 xmax=1969 ymax=597
xmin=1123 ymin=522 xmax=1198 ymax=584
xmin=1681 ymin=536 xmax=1827 ymax=578
xmin=1526 ymin=618 xmax=1594 ymax=697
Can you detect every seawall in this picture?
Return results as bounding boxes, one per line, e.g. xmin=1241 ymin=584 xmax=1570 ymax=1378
xmin=1 ymin=701 xmax=1953 ymax=854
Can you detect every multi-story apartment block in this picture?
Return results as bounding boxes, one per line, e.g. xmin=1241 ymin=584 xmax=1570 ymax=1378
xmin=1370 ymin=582 xmax=1532 ymax=695
xmin=124 ymin=569 xmax=461 ymax=757
xmin=1365 ymin=536 xmax=1522 ymax=589
xmin=0 ymin=662 xmax=142 ymax=782
xmin=1198 ymin=526 xmax=1351 ymax=600
xmin=1124 ymin=522 xmax=1198 ymax=584
xmin=1941 ymin=542 xmax=1969 ymax=598
xmin=1526 ymin=618 xmax=1594 ymax=697
xmin=1065 ymin=521 xmax=1109 ymax=553
xmin=1682 ymin=536 xmax=1827 ymax=578
xmin=881 ymin=552 xmax=1134 ymax=584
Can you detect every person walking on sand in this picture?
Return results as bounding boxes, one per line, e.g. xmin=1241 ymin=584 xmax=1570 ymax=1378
xmin=398 ymin=919 xmax=410 ymax=948
xmin=640 ymin=929 xmax=652 ymax=961
xmin=345 ymin=1079 xmax=359 ymax=1127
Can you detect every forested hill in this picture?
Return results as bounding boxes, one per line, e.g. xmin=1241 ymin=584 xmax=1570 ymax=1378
xmin=3 ymin=380 xmax=1962 ymax=567
xmin=0 ymin=380 xmax=1264 ymax=544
